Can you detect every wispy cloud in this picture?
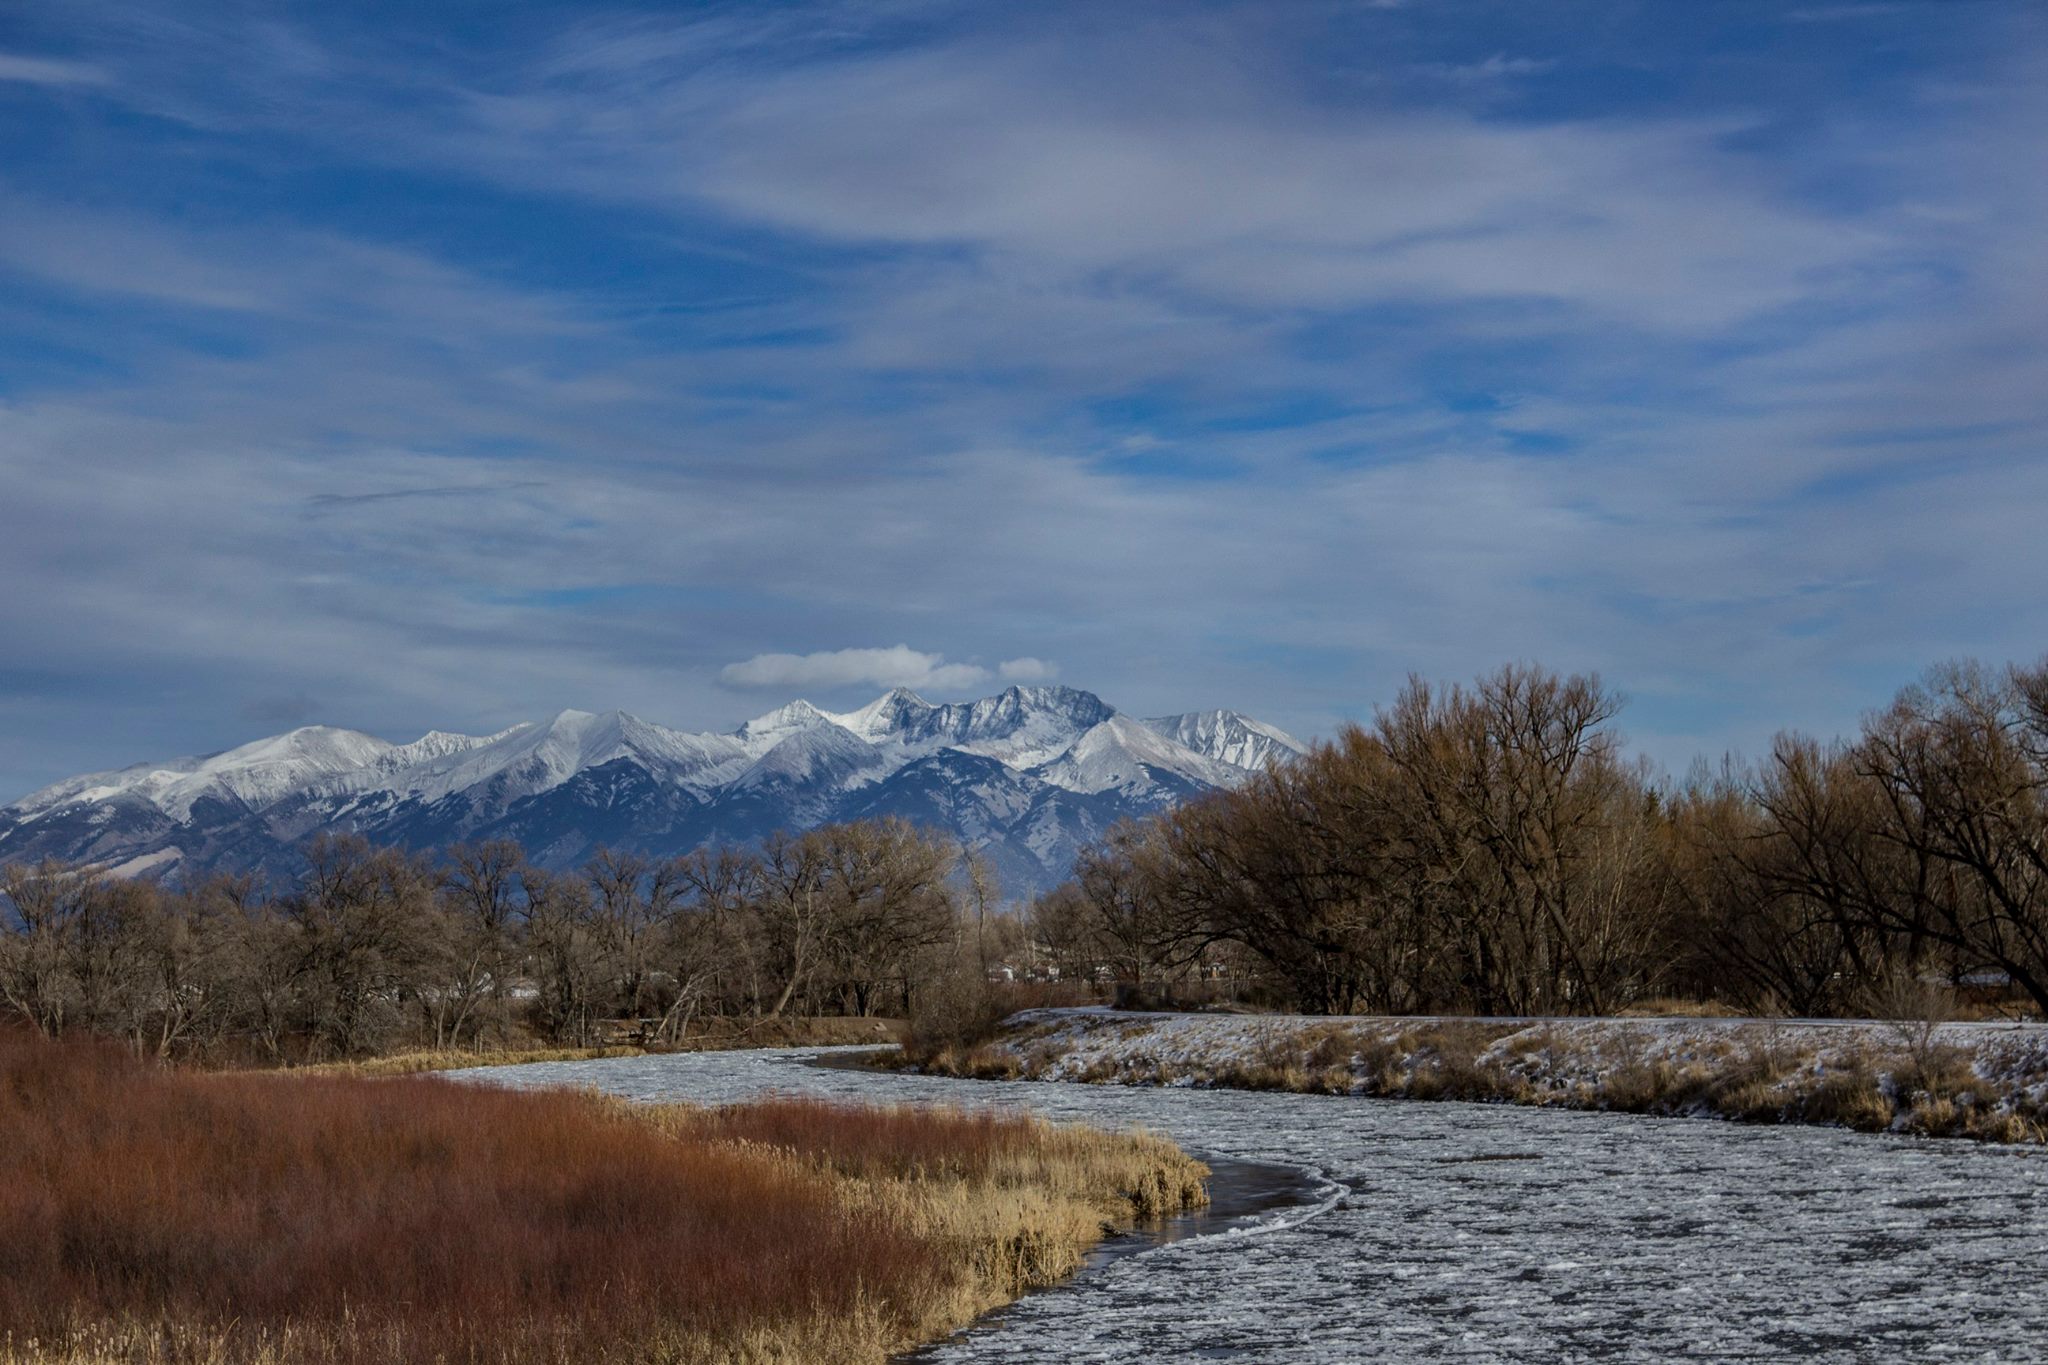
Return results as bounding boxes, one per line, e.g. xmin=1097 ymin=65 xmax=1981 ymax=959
xmin=718 ymin=646 xmax=1018 ymax=693
xmin=0 ymin=0 xmax=2040 ymax=797
xmin=0 ymin=51 xmax=112 ymax=89
xmin=305 ymin=482 xmax=547 ymax=511
xmin=997 ymin=657 xmax=1058 ymax=683
xmin=1786 ymin=5 xmax=1908 ymax=22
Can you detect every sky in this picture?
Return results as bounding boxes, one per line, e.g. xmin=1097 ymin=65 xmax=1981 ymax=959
xmin=0 ymin=0 xmax=2044 ymax=798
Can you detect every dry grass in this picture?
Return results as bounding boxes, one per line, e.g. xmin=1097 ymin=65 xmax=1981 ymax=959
xmin=1615 ymin=997 xmax=1746 ymax=1019
xmin=285 ymin=1017 xmax=906 ymax=1079
xmin=912 ymin=1013 xmax=2048 ymax=1146
xmin=0 ymin=1030 xmax=1205 ymax=1365
xmin=294 ymin=1044 xmax=652 ymax=1078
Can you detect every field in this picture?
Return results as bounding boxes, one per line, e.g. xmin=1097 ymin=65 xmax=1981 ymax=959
xmin=0 ymin=1029 xmax=1206 ymax=1364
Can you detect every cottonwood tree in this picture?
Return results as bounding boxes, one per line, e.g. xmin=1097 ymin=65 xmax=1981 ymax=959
xmin=1048 ymin=664 xmax=1671 ymax=1016
xmin=283 ymin=836 xmax=438 ymax=1057
xmin=1854 ymin=661 xmax=2048 ymax=1012
xmin=1072 ymin=822 xmax=1188 ymax=1001
xmin=132 ymin=877 xmax=236 ymax=1058
xmin=673 ymin=845 xmax=767 ymax=1017
xmin=754 ymin=831 xmax=830 ymax=1018
xmin=0 ymin=859 xmax=95 ymax=1036
xmin=814 ymin=819 xmax=959 ymax=1017
xmin=521 ymin=866 xmax=605 ymax=1046
xmin=428 ymin=840 xmax=527 ymax=1048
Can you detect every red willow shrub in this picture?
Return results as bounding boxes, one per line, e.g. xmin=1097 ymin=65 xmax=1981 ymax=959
xmin=0 ymin=1028 xmax=945 ymax=1362
xmin=687 ymin=1093 xmax=1035 ymax=1182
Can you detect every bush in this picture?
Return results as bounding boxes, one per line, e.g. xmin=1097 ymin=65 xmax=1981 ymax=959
xmin=905 ymin=943 xmax=1011 ymax=1056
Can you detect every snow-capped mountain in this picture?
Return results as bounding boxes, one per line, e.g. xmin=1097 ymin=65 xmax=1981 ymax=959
xmin=1142 ymin=710 xmax=1307 ymax=774
xmin=0 ymin=686 xmax=1306 ymax=895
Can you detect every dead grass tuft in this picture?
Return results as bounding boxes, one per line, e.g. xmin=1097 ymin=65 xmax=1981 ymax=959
xmin=1616 ymin=997 xmax=1745 ymax=1019
xmin=1795 ymin=1067 xmax=1895 ymax=1132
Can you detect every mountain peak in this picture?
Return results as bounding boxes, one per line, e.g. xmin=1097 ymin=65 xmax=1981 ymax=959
xmin=1141 ymin=710 xmax=1306 ymax=772
xmin=998 ymin=682 xmax=1099 ymax=705
xmin=1032 ymin=714 xmax=1246 ymax=796
xmin=734 ymin=699 xmax=834 ymax=754
xmin=981 ymin=684 xmax=1114 ymax=724
xmin=836 ymin=687 xmax=935 ymax=740
xmin=733 ymin=722 xmax=883 ymax=792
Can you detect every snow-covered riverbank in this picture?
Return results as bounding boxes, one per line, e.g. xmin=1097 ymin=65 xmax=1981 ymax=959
xmin=914 ymin=1008 xmax=2048 ymax=1142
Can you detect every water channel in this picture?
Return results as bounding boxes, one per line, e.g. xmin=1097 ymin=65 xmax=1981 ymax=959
xmin=457 ymin=1047 xmax=2048 ymax=1362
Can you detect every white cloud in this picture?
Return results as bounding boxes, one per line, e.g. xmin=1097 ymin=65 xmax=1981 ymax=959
xmin=998 ymin=657 xmax=1058 ymax=682
xmin=1415 ymin=54 xmax=1557 ymax=83
xmin=718 ymin=645 xmax=998 ymax=692
xmin=0 ymin=51 xmax=112 ymax=89
xmin=1786 ymin=5 xmax=1907 ymax=21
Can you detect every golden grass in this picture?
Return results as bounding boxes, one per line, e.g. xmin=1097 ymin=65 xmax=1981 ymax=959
xmin=293 ymin=1043 xmax=651 ymax=1077
xmin=283 ymin=1017 xmax=905 ymax=1078
xmin=0 ymin=1031 xmax=1205 ymax=1365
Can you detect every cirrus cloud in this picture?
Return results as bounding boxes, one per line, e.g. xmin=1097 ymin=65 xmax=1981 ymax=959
xmin=0 ymin=51 xmax=112 ymax=89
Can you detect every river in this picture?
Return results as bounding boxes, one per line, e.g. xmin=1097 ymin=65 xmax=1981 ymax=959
xmin=456 ymin=1047 xmax=2048 ymax=1361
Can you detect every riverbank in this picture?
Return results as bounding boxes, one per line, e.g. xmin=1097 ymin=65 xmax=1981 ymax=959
xmin=282 ymin=1015 xmax=904 ymax=1078
xmin=0 ymin=1028 xmax=1205 ymax=1365
xmin=454 ymin=1036 xmax=2048 ymax=1359
xmin=908 ymin=1008 xmax=2048 ymax=1143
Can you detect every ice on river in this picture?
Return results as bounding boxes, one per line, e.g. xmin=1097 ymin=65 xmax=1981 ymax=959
xmin=456 ymin=1047 xmax=2048 ymax=1362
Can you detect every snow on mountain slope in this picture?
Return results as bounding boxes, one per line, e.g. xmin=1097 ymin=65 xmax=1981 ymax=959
xmin=1031 ymin=714 xmax=1247 ymax=797
xmin=375 ymin=729 xmax=500 ymax=771
xmin=0 ymin=685 xmax=1304 ymax=892
xmin=821 ymin=685 xmax=1117 ymax=770
xmin=9 ymin=755 xmax=213 ymax=822
xmin=1142 ymin=710 xmax=1307 ymax=771
xmin=344 ymin=710 xmax=749 ymax=806
xmin=830 ymin=687 xmax=936 ymax=742
xmin=734 ymin=700 xmax=838 ymax=756
xmin=13 ymin=726 xmax=399 ymax=822
xmin=731 ymin=722 xmax=885 ymax=793
xmin=914 ymin=686 xmax=1119 ymax=767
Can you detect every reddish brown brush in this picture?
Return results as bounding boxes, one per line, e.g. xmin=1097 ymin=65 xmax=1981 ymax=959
xmin=0 ymin=1029 xmax=943 ymax=1362
xmin=688 ymin=1093 xmax=1035 ymax=1181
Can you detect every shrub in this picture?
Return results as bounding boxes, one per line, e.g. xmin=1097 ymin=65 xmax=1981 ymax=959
xmin=1797 ymin=1067 xmax=1894 ymax=1132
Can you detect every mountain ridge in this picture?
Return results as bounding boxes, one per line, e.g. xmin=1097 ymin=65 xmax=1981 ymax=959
xmin=0 ymin=685 xmax=1306 ymax=894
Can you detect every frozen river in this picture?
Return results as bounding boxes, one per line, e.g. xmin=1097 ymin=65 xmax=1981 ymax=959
xmin=459 ymin=1047 xmax=2048 ymax=1362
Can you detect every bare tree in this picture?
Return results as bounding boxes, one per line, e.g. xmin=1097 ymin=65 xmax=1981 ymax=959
xmin=520 ymin=866 xmax=604 ymax=1045
xmin=815 ymin=819 xmax=959 ymax=1017
xmin=0 ymin=859 xmax=95 ymax=1036
xmin=281 ymin=836 xmax=437 ymax=1057
xmin=1856 ymin=662 xmax=2048 ymax=1012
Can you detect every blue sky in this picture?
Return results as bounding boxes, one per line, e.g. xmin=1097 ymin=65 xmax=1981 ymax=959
xmin=1 ymin=0 xmax=2043 ymax=795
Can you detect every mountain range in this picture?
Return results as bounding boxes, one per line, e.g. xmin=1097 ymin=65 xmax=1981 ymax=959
xmin=0 ymin=686 xmax=1305 ymax=895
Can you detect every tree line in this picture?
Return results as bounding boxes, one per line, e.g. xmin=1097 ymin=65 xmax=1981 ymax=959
xmin=1035 ymin=658 xmax=2048 ymax=1019
xmin=0 ymin=817 xmax=991 ymax=1060
xmin=8 ymin=657 xmax=2046 ymax=1051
